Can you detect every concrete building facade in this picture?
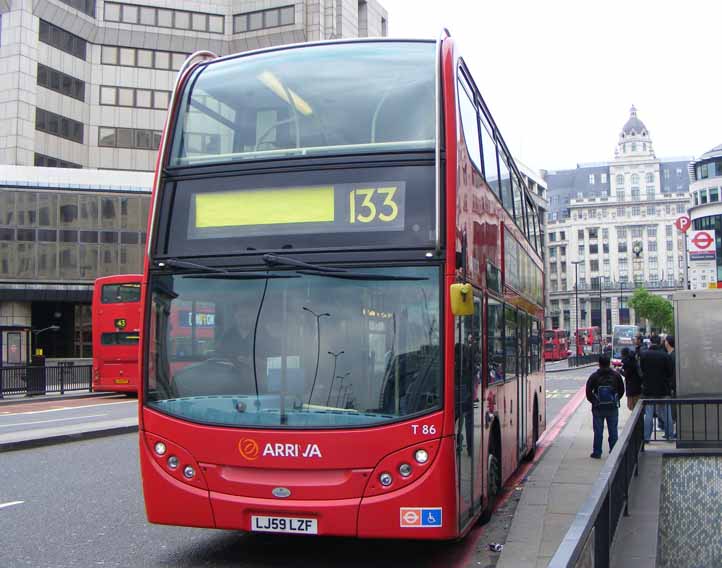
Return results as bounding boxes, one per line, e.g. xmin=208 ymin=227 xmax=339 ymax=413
xmin=0 ymin=0 xmax=388 ymax=171
xmin=544 ymin=107 xmax=691 ymax=336
xmin=689 ymin=144 xmax=722 ymax=287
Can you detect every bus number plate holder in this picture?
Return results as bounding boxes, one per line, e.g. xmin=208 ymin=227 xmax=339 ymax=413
xmin=251 ymin=515 xmax=318 ymax=535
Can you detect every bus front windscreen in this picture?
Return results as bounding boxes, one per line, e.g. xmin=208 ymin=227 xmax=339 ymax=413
xmin=146 ymin=266 xmax=441 ymax=428
xmin=168 ymin=41 xmax=436 ymax=167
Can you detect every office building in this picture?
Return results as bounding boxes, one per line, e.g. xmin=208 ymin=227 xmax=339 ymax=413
xmin=544 ymin=107 xmax=691 ymax=335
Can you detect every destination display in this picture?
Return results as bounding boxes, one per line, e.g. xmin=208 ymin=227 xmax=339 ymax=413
xmin=188 ymin=182 xmax=406 ymax=240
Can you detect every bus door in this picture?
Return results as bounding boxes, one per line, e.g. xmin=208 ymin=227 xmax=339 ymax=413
xmin=455 ymin=294 xmax=482 ymax=528
xmin=517 ymin=313 xmax=529 ymax=458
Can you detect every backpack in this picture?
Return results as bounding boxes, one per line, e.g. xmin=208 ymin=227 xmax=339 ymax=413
xmin=595 ymin=372 xmax=619 ymax=407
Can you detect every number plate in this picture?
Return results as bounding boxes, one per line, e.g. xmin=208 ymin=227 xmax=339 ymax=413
xmin=251 ymin=515 xmax=318 ymax=535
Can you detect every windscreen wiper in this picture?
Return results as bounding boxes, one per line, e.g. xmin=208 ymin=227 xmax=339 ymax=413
xmin=263 ymin=253 xmax=347 ymax=273
xmin=157 ymin=258 xmax=298 ymax=279
xmin=156 ymin=258 xmax=228 ymax=273
xmin=296 ymin=270 xmax=428 ymax=281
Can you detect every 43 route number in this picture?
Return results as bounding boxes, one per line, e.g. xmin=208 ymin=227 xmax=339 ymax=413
xmin=349 ymin=187 xmax=399 ymax=223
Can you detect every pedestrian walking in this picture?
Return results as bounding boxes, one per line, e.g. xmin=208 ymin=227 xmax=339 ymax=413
xmin=640 ymin=335 xmax=674 ymax=440
xmin=586 ymin=354 xmax=625 ymax=459
xmin=664 ymin=335 xmax=677 ymax=427
xmin=620 ymin=347 xmax=642 ymax=410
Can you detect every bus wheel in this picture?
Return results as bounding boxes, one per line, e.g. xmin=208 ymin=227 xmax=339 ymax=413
xmin=480 ymin=445 xmax=501 ymax=524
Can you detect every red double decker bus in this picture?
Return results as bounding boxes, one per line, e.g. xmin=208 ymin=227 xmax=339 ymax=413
xmin=543 ymin=329 xmax=570 ymax=361
xmin=575 ymin=326 xmax=601 ymax=355
xmin=139 ymin=34 xmax=544 ymax=540
xmin=92 ymin=274 xmax=142 ymax=393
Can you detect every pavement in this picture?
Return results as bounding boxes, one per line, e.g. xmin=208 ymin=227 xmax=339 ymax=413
xmin=496 ymin=383 xmax=634 ymax=568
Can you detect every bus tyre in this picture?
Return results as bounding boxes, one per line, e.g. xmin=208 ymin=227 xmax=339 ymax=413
xmin=480 ymin=450 xmax=501 ymax=524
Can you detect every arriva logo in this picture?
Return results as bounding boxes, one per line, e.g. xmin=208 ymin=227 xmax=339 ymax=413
xmin=262 ymin=443 xmax=323 ymax=458
xmin=238 ymin=438 xmax=260 ymax=461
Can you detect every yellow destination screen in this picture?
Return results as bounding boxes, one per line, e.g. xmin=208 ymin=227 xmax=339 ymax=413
xmin=189 ymin=181 xmax=406 ymax=239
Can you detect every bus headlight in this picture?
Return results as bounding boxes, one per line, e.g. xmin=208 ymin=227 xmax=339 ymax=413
xmin=154 ymin=442 xmax=167 ymax=456
xmin=167 ymin=455 xmax=179 ymax=469
xmin=414 ymin=449 xmax=429 ymax=464
xmin=379 ymin=472 xmax=393 ymax=486
xmin=398 ymin=463 xmax=412 ymax=477
xmin=183 ymin=466 xmax=196 ymax=479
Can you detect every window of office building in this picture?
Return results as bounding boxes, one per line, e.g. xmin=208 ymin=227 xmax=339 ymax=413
xmin=98 ymin=127 xmax=162 ymax=150
xmin=104 ymin=2 xmax=223 ymax=33
xmin=648 ymin=241 xmax=657 ymax=252
xmin=601 ymin=173 xmax=607 ymax=183
xmin=101 ymin=45 xmax=187 ymax=71
xmin=646 ymin=173 xmax=654 ymax=184
xmin=36 ymin=108 xmax=83 ymax=144
xmin=34 ymin=153 xmax=82 ymax=169
xmin=617 ymin=207 xmax=625 ymax=217
xmin=234 ymin=5 xmax=294 ymax=32
xmin=632 ymin=206 xmax=640 ymax=216
xmin=100 ymin=85 xmax=171 ymax=109
xmin=37 ymin=64 xmax=85 ymax=102
xmin=39 ymin=20 xmax=86 ymax=60
xmin=616 ymin=174 xmax=624 ymax=186
xmin=59 ymin=0 xmax=95 ymax=17
xmin=631 ymin=188 xmax=640 ymax=200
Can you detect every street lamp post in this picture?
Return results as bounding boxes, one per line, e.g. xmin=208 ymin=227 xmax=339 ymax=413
xmin=335 ymin=372 xmax=351 ymax=406
xmin=326 ymin=350 xmax=344 ymax=405
xmin=302 ymin=307 xmax=330 ymax=405
xmin=572 ymin=260 xmax=583 ymax=357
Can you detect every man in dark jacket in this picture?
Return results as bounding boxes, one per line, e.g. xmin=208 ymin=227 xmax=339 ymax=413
xmin=640 ymin=335 xmax=674 ymax=440
xmin=621 ymin=347 xmax=642 ymax=410
xmin=586 ymin=355 xmax=625 ymax=459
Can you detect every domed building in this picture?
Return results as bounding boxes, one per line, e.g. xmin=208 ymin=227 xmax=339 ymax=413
xmin=543 ymin=106 xmax=692 ymax=337
xmin=689 ymin=144 xmax=722 ymax=288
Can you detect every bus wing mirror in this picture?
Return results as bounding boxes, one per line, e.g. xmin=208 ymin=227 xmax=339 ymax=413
xmin=450 ymin=283 xmax=474 ymax=316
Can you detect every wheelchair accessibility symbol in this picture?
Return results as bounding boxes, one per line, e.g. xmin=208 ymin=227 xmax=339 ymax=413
xmin=400 ymin=507 xmax=442 ymax=528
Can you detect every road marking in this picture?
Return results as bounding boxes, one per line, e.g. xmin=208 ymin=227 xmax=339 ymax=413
xmin=0 ymin=400 xmax=136 ymax=417
xmin=546 ymin=389 xmax=575 ymax=399
xmin=0 ymin=501 xmax=24 ymax=509
xmin=0 ymin=413 xmax=107 ymax=428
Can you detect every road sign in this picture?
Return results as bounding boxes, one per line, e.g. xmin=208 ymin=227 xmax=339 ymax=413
xmin=674 ymin=216 xmax=692 ymax=233
xmin=690 ymin=230 xmax=715 ymax=257
xmin=688 ymin=230 xmax=717 ymax=290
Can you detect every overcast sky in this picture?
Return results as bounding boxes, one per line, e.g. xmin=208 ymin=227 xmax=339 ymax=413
xmin=381 ymin=0 xmax=721 ymax=172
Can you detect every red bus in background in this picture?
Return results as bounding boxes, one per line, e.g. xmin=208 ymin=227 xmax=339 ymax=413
xmin=543 ymin=329 xmax=570 ymax=361
xmin=575 ymin=326 xmax=601 ymax=356
xmin=168 ymin=301 xmax=216 ymax=372
xmin=139 ymin=35 xmax=544 ymax=540
xmin=92 ymin=274 xmax=142 ymax=394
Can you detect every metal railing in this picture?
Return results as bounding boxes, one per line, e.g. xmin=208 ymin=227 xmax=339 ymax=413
xmin=0 ymin=364 xmax=92 ymax=398
xmin=549 ymin=398 xmax=722 ymax=568
xmin=567 ymin=354 xmax=600 ymax=367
